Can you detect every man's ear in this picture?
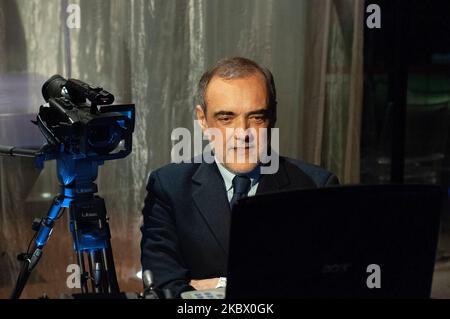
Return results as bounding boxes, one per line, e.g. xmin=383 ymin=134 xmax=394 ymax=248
xmin=196 ymin=105 xmax=208 ymax=131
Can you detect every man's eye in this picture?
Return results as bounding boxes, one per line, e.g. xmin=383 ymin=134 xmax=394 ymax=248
xmin=219 ymin=116 xmax=232 ymax=123
xmin=251 ymin=116 xmax=266 ymax=123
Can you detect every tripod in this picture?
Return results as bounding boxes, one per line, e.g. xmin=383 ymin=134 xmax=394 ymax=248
xmin=6 ymin=148 xmax=120 ymax=298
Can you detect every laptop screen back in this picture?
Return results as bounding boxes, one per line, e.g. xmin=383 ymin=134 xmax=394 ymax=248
xmin=226 ymin=185 xmax=443 ymax=298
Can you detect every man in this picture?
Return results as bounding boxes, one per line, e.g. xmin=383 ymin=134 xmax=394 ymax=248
xmin=141 ymin=57 xmax=339 ymax=298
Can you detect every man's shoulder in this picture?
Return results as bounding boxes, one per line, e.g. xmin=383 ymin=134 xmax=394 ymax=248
xmin=149 ymin=161 xmax=201 ymax=182
xmin=145 ymin=161 xmax=203 ymax=198
xmin=282 ymin=157 xmax=339 ymax=187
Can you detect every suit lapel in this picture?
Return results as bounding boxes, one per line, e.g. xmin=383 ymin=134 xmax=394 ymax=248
xmin=256 ymin=159 xmax=291 ymax=194
xmin=256 ymin=157 xmax=317 ymax=194
xmin=192 ymin=162 xmax=231 ymax=255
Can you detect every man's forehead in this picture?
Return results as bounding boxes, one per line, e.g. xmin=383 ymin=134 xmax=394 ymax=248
xmin=207 ymin=73 xmax=266 ymax=89
xmin=205 ymin=75 xmax=268 ymax=105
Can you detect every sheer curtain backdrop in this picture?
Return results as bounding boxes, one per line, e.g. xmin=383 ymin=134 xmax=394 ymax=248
xmin=0 ymin=0 xmax=363 ymax=298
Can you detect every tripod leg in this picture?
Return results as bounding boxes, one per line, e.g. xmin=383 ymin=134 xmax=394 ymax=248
xmin=86 ymin=251 xmax=96 ymax=292
xmin=10 ymin=196 xmax=65 ymax=299
xmin=103 ymin=244 xmax=120 ymax=293
xmin=86 ymin=250 xmax=106 ymax=293
xmin=100 ymin=201 xmax=120 ymax=293
xmin=71 ymin=219 xmax=90 ymax=294
xmin=80 ymin=252 xmax=90 ymax=294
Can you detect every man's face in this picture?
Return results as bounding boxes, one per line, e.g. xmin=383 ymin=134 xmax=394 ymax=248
xmin=196 ymin=74 xmax=273 ymax=174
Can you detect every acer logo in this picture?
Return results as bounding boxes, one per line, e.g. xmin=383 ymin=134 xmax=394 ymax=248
xmin=321 ymin=263 xmax=382 ymax=289
xmin=322 ymin=263 xmax=352 ymax=274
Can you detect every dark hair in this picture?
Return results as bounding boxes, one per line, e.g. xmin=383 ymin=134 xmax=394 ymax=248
xmin=197 ymin=57 xmax=277 ymax=122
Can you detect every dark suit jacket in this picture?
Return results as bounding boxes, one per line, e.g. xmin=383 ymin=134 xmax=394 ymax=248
xmin=140 ymin=157 xmax=339 ymax=297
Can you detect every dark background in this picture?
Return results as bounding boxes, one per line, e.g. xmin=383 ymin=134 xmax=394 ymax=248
xmin=362 ymin=0 xmax=450 ymax=297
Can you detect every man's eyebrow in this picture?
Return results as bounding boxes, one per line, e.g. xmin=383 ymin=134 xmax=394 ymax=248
xmin=213 ymin=111 xmax=235 ymax=117
xmin=246 ymin=108 xmax=271 ymax=116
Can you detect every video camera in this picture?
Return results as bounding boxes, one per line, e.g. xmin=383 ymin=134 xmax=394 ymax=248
xmin=36 ymin=75 xmax=135 ymax=164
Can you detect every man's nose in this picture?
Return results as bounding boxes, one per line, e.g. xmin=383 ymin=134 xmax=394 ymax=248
xmin=233 ymin=119 xmax=252 ymax=141
xmin=234 ymin=116 xmax=249 ymax=131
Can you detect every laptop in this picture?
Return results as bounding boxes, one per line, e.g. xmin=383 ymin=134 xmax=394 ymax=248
xmin=225 ymin=184 xmax=443 ymax=298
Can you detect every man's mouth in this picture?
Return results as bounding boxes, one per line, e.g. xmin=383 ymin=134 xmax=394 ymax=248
xmin=231 ymin=145 xmax=255 ymax=151
xmin=229 ymin=142 xmax=256 ymax=149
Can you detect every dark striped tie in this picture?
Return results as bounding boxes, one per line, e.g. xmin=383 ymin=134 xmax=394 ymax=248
xmin=230 ymin=175 xmax=251 ymax=208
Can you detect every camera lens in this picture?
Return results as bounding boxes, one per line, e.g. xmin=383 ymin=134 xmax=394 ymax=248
xmin=87 ymin=122 xmax=122 ymax=155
